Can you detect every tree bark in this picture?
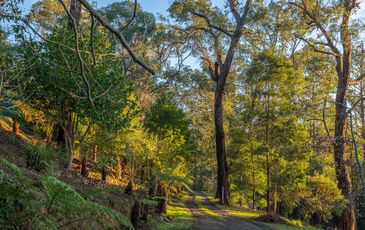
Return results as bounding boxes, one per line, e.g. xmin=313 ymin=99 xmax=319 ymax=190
xmin=80 ymin=155 xmax=88 ymax=177
xmin=332 ymin=4 xmax=356 ymax=227
xmin=65 ymin=106 xmax=74 ymax=170
xmin=131 ymin=201 xmax=141 ymax=229
xmin=157 ymin=183 xmax=167 ymax=214
xmin=68 ymin=0 xmax=81 ymax=27
xmin=115 ymin=156 xmax=122 ymax=180
xmin=92 ymin=145 xmax=97 ymax=162
xmin=266 ymin=153 xmax=270 ymax=213
xmin=214 ymin=83 xmax=230 ymax=204
xmin=251 ymin=144 xmax=256 ymax=210
xmin=333 ymin=63 xmax=356 ymax=230
xmin=101 ymin=166 xmax=107 ymax=182
xmin=125 ymin=180 xmax=133 ymax=195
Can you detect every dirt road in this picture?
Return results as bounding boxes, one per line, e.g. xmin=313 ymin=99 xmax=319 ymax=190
xmin=185 ymin=192 xmax=273 ymax=230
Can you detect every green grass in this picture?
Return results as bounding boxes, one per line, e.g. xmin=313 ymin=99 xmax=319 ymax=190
xmin=267 ymin=224 xmax=320 ymax=230
xmin=201 ymin=193 xmax=319 ymax=230
xmin=201 ymin=193 xmax=262 ymax=219
xmin=227 ymin=208 xmax=262 ymax=218
xmin=155 ymin=195 xmax=195 ymax=230
xmin=194 ymin=195 xmax=226 ymax=221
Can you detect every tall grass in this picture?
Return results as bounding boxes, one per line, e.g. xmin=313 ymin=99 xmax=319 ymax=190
xmin=24 ymin=143 xmax=58 ymax=172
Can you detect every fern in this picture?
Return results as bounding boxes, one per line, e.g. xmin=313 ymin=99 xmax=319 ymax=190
xmin=140 ymin=198 xmax=159 ymax=206
xmin=0 ymin=169 xmax=4 ymax=184
xmin=87 ymin=202 xmax=134 ymax=230
xmin=0 ymin=157 xmax=37 ymax=230
xmin=41 ymin=176 xmax=134 ymax=229
xmin=0 ymin=157 xmax=32 ymax=187
xmin=0 ymin=157 xmax=134 ymax=230
xmin=24 ymin=144 xmax=58 ymax=172
xmin=41 ymin=176 xmax=86 ymax=213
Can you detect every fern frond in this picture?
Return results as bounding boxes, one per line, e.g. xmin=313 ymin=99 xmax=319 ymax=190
xmin=87 ymin=202 xmax=134 ymax=230
xmin=140 ymin=198 xmax=159 ymax=206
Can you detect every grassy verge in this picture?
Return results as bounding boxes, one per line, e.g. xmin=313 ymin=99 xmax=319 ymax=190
xmin=155 ymin=194 xmax=195 ymax=230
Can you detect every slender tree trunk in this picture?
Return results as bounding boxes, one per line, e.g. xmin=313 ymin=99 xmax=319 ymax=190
xmin=333 ymin=56 xmax=356 ymax=229
xmin=252 ymin=185 xmax=256 ymax=210
xmin=131 ymin=200 xmax=141 ymax=229
xmin=214 ymin=83 xmax=230 ymax=204
xmin=53 ymin=123 xmax=65 ymax=145
xmin=92 ymin=145 xmax=97 ymax=162
xmin=334 ymin=82 xmax=356 ymax=230
xmin=65 ymin=107 xmax=74 ymax=170
xmin=12 ymin=120 xmax=19 ymax=135
xmin=266 ymin=153 xmax=270 ymax=213
xmin=101 ymin=166 xmax=107 ymax=182
xmin=115 ymin=156 xmax=122 ymax=180
xmin=360 ymin=76 xmax=365 ymax=163
xmin=272 ymin=184 xmax=277 ymax=214
xmin=157 ymin=183 xmax=167 ymax=214
xmin=265 ymin=89 xmax=271 ymax=213
xmin=121 ymin=156 xmax=127 ymax=178
xmin=64 ymin=0 xmax=82 ymax=170
xmin=68 ymin=0 xmax=81 ymax=27
xmin=81 ymin=155 xmax=88 ymax=177
xmin=251 ymin=143 xmax=256 ymax=210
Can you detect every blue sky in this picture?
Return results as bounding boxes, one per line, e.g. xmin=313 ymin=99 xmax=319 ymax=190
xmin=22 ymin=0 xmax=364 ymax=20
xmin=22 ymin=0 xmax=225 ymax=15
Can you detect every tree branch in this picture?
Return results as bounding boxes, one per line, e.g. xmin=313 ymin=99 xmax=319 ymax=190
xmin=294 ymin=34 xmax=338 ymax=56
xmin=120 ymin=0 xmax=137 ymax=32
xmin=78 ymin=0 xmax=155 ymax=74
xmin=349 ymin=72 xmax=365 ymax=85
xmin=58 ymin=0 xmax=94 ymax=106
xmin=288 ymin=1 xmax=341 ymax=56
xmin=187 ymin=8 xmax=233 ymax=38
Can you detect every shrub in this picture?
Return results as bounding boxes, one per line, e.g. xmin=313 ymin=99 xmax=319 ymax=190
xmin=24 ymin=144 xmax=56 ymax=172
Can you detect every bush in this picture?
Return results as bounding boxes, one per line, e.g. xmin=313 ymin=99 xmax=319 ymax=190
xmin=24 ymin=144 xmax=57 ymax=172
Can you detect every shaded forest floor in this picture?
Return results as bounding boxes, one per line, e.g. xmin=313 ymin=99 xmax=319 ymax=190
xmin=157 ymin=192 xmax=319 ymax=230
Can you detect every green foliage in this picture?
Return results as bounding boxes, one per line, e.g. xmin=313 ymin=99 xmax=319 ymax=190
xmin=0 ymin=157 xmax=37 ymax=230
xmin=300 ymin=175 xmax=345 ymax=222
xmin=19 ymin=16 xmax=135 ymax=132
xmin=229 ymin=50 xmax=309 ymax=212
xmin=99 ymin=1 xmax=156 ymax=43
xmin=140 ymin=198 xmax=159 ymax=206
xmin=0 ymin=156 xmax=134 ymax=229
xmin=145 ymin=94 xmax=190 ymax=139
xmin=41 ymin=176 xmax=134 ymax=229
xmin=24 ymin=143 xmax=58 ymax=172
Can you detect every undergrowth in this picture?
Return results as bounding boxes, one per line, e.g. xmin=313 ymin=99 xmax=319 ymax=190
xmin=24 ymin=143 xmax=59 ymax=173
xmin=0 ymin=157 xmax=134 ymax=229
